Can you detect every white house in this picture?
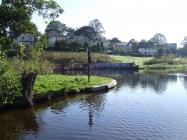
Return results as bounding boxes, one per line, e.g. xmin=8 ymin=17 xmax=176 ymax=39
xmin=15 ymin=33 xmax=35 ymax=46
xmin=47 ymin=30 xmax=63 ymax=47
xmin=139 ymin=47 xmax=158 ymax=56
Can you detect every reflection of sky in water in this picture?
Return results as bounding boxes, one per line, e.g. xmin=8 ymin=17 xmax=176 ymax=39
xmin=1 ymin=72 xmax=187 ymax=140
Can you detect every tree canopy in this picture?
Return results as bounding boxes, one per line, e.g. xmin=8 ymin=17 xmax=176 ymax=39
xmin=89 ymin=19 xmax=105 ymax=38
xmin=74 ymin=26 xmax=98 ymax=42
xmin=45 ymin=20 xmax=75 ymax=39
xmin=149 ymin=33 xmax=167 ymax=45
xmin=0 ymin=0 xmax=63 ymax=52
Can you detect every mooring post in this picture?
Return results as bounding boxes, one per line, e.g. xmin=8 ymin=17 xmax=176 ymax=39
xmin=21 ymin=72 xmax=37 ymax=106
xmin=87 ymin=47 xmax=91 ymax=83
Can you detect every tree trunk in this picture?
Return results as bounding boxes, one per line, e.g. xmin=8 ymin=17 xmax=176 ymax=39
xmin=21 ymin=72 xmax=37 ymax=106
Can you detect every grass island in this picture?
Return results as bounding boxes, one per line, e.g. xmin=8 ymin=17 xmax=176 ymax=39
xmin=34 ymin=75 xmax=114 ymax=95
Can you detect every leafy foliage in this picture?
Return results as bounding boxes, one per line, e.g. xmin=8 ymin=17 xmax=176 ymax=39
xmin=45 ymin=21 xmax=75 ymax=40
xmin=52 ymin=39 xmax=104 ymax=52
xmin=89 ymin=19 xmax=105 ymax=38
xmin=0 ymin=57 xmax=22 ymax=106
xmin=41 ymin=52 xmax=117 ymax=64
xmin=149 ymin=33 xmax=167 ymax=45
xmin=74 ymin=26 xmax=98 ymax=42
xmin=0 ymin=0 xmax=63 ymax=51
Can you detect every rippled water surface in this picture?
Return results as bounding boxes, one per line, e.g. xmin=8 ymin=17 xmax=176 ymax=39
xmin=1 ymin=72 xmax=187 ymax=140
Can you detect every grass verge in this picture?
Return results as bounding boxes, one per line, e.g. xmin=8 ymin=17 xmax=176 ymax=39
xmin=143 ymin=57 xmax=187 ymax=71
xmin=110 ymin=55 xmax=187 ymax=71
xmin=34 ymin=75 xmax=113 ymax=95
xmin=110 ymin=55 xmax=152 ymax=68
xmin=41 ymin=52 xmax=117 ymax=64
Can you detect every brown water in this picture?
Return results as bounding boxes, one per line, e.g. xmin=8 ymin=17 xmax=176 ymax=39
xmin=1 ymin=72 xmax=187 ymax=140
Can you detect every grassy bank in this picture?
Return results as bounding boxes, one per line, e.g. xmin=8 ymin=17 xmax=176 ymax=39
xmin=41 ymin=52 xmax=187 ymax=71
xmin=110 ymin=55 xmax=152 ymax=68
xmin=34 ymin=75 xmax=113 ymax=95
xmin=110 ymin=55 xmax=187 ymax=70
xmin=143 ymin=57 xmax=187 ymax=71
xmin=41 ymin=52 xmax=117 ymax=64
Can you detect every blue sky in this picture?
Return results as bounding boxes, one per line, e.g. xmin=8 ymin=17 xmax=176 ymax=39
xmin=32 ymin=0 xmax=187 ymax=46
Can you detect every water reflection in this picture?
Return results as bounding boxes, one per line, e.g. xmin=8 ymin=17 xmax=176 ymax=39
xmin=84 ymin=93 xmax=106 ymax=129
xmin=48 ymin=93 xmax=107 ymax=129
xmin=120 ymin=73 xmax=177 ymax=94
xmin=88 ymin=104 xmax=94 ymax=129
xmin=0 ymin=108 xmax=42 ymax=140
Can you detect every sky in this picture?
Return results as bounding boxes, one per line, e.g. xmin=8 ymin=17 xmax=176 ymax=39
xmin=32 ymin=0 xmax=187 ymax=47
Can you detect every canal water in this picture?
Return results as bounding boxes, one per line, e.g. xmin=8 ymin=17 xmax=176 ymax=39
xmin=1 ymin=71 xmax=187 ymax=140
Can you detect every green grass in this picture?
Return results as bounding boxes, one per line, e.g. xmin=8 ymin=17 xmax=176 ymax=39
xmin=41 ymin=52 xmax=117 ymax=64
xmin=110 ymin=55 xmax=152 ymax=68
xmin=110 ymin=55 xmax=187 ymax=71
xmin=144 ymin=64 xmax=187 ymax=70
xmin=34 ymin=75 xmax=113 ymax=95
xmin=143 ymin=57 xmax=187 ymax=70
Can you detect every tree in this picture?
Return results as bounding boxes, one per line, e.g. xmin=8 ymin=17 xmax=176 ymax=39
xmin=111 ymin=38 xmax=121 ymax=44
xmin=109 ymin=37 xmax=121 ymax=51
xmin=69 ymin=41 xmax=82 ymax=52
xmin=139 ymin=39 xmax=154 ymax=48
xmin=150 ymin=33 xmax=167 ymax=45
xmin=65 ymin=27 xmax=75 ymax=40
xmin=0 ymin=0 xmax=63 ymax=106
xmin=45 ymin=21 xmax=66 ymax=33
xmin=55 ymin=40 xmax=70 ymax=51
xmin=45 ymin=21 xmax=75 ymax=40
xmin=74 ymin=26 xmax=98 ymax=42
xmin=180 ymin=36 xmax=187 ymax=48
xmin=0 ymin=0 xmax=63 ymax=52
xmin=89 ymin=19 xmax=105 ymax=39
xmin=100 ymin=42 xmax=104 ymax=52
xmin=127 ymin=39 xmax=139 ymax=53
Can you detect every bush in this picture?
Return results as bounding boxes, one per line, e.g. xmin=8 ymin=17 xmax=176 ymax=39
xmin=8 ymin=58 xmax=53 ymax=75
xmin=0 ymin=58 xmax=22 ymax=106
xmin=41 ymin=52 xmax=117 ymax=64
xmin=143 ymin=56 xmax=187 ymax=66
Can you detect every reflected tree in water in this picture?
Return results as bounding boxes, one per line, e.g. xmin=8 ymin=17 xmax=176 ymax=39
xmin=0 ymin=108 xmax=43 ymax=140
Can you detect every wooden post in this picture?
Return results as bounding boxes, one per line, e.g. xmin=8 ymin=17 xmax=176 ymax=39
xmin=87 ymin=47 xmax=91 ymax=83
xmin=21 ymin=72 xmax=37 ymax=106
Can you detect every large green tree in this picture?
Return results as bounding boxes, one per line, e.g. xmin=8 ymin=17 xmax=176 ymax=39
xmin=127 ymin=39 xmax=139 ymax=53
xmin=74 ymin=26 xmax=98 ymax=42
xmin=89 ymin=19 xmax=105 ymax=39
xmin=0 ymin=0 xmax=63 ymax=52
xmin=45 ymin=20 xmax=75 ymax=39
xmin=149 ymin=33 xmax=167 ymax=45
xmin=45 ymin=21 xmax=66 ymax=33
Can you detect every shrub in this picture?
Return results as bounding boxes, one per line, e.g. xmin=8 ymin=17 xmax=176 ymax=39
xmin=41 ymin=52 xmax=117 ymax=64
xmin=8 ymin=58 xmax=53 ymax=75
xmin=0 ymin=57 xmax=22 ymax=106
xmin=143 ymin=56 xmax=187 ymax=66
